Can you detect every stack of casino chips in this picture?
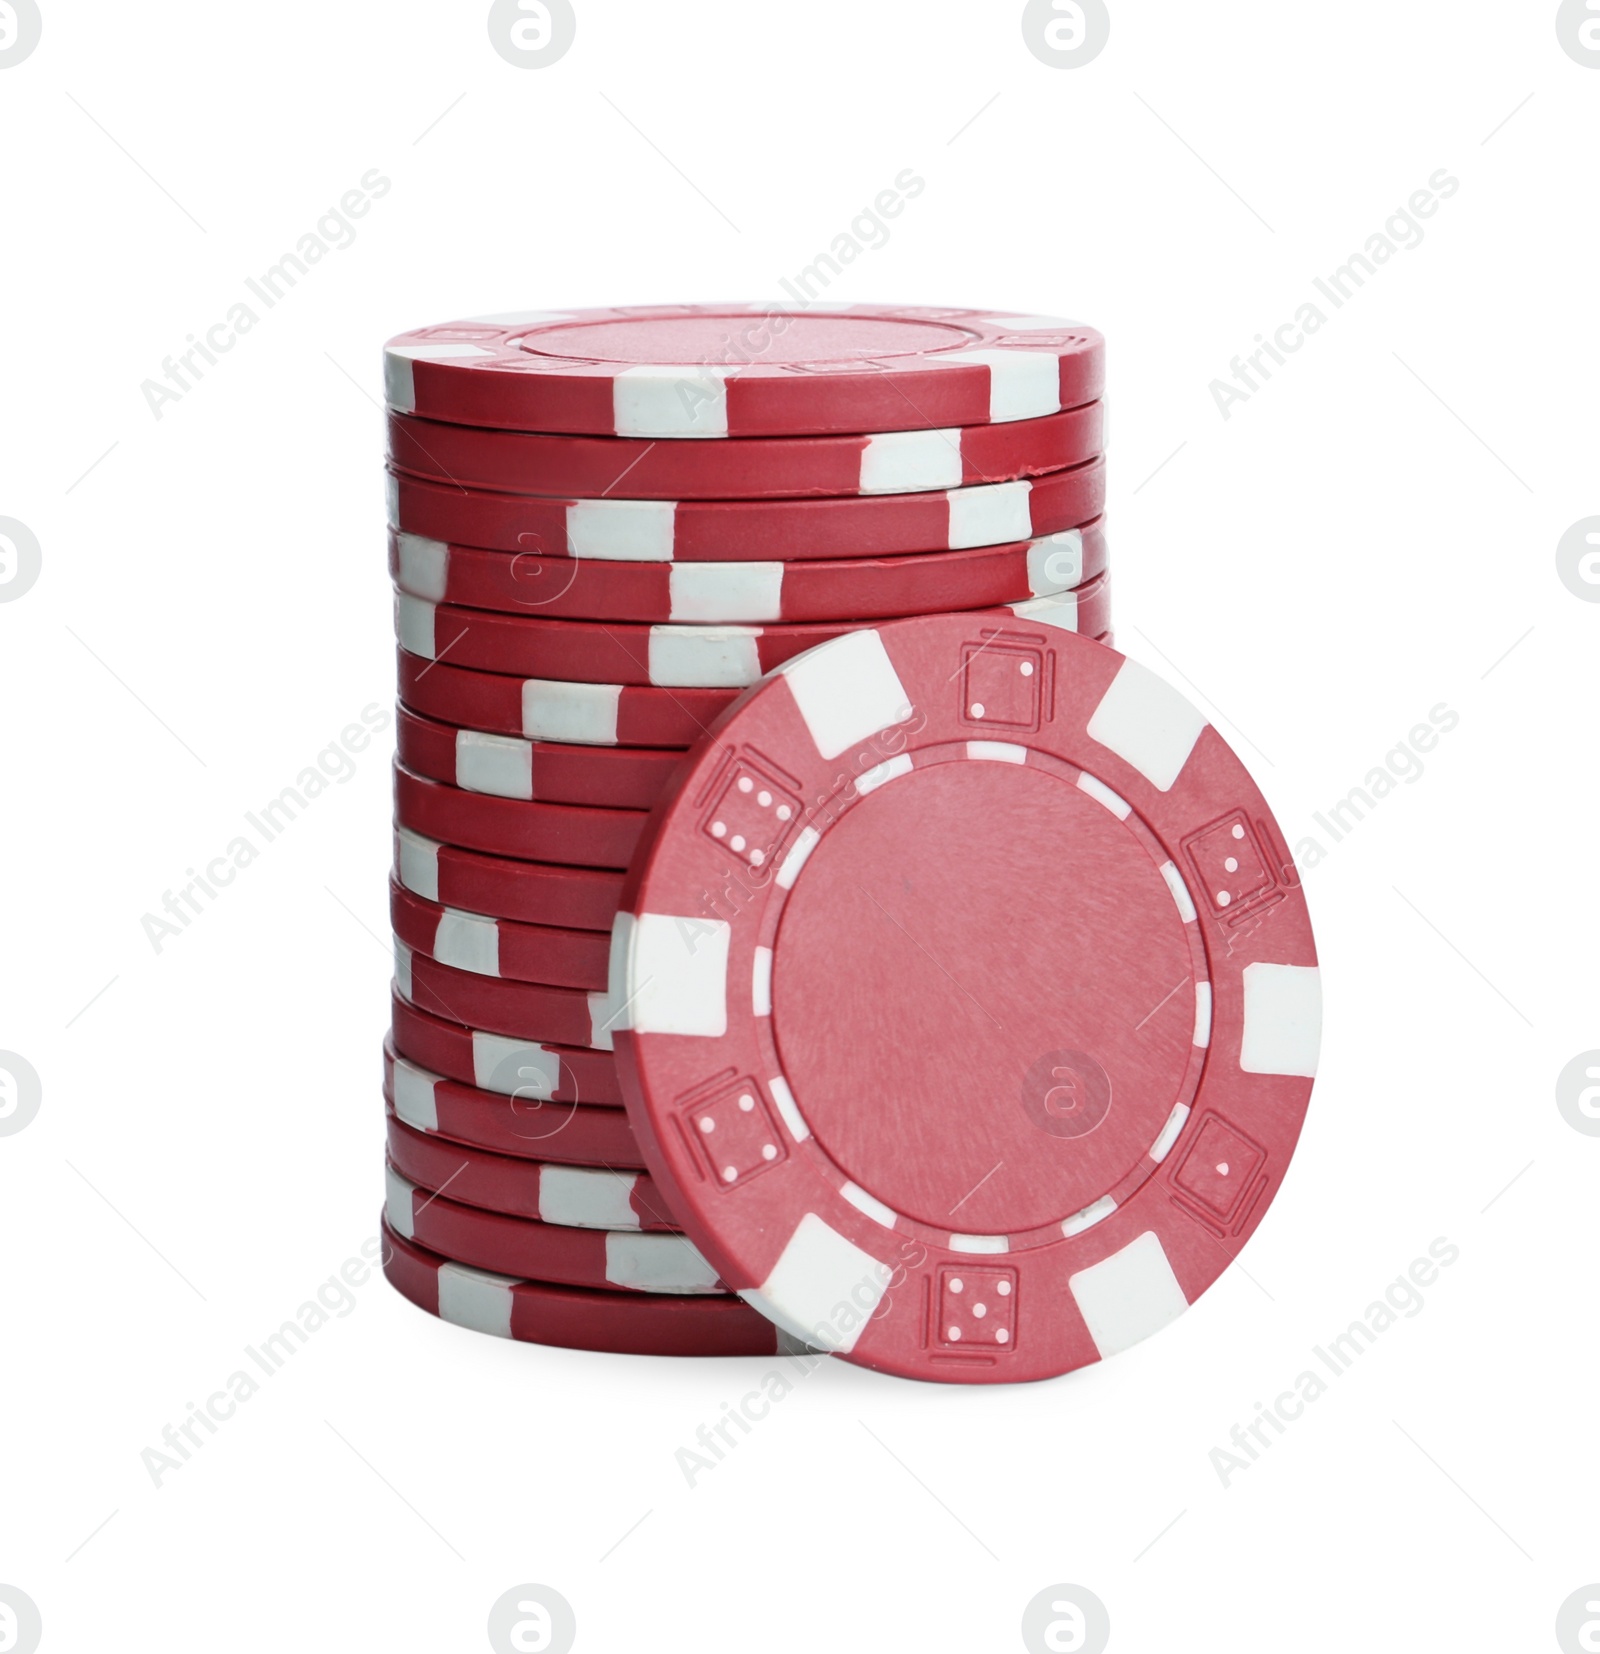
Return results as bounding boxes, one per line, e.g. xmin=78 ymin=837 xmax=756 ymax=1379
xmin=380 ymin=304 xmax=1110 ymax=1358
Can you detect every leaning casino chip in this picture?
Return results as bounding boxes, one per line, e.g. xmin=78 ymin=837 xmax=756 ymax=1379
xmin=607 ymin=614 xmax=1319 ymax=1384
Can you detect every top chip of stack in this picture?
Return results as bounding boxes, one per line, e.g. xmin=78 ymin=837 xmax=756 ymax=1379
xmin=385 ymin=303 xmax=1104 ymax=442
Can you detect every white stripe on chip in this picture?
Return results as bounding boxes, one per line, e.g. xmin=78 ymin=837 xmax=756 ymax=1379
xmin=1086 ymin=658 xmax=1207 ymax=792
xmin=669 ymin=562 xmax=785 ymax=623
xmin=743 ymin=1213 xmax=891 ymax=1353
xmin=777 ymin=629 xmax=911 ymax=760
xmin=647 ymin=625 xmax=763 ymax=688
xmin=1239 ymin=963 xmax=1321 ymax=1076
xmin=1070 ymin=1231 xmax=1189 ymax=1359
xmin=567 ymin=499 xmax=677 ymax=561
xmin=620 ymin=912 xmax=730 ymax=1038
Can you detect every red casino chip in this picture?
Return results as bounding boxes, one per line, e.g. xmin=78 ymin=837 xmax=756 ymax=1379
xmin=393 ymin=762 xmax=645 ymax=870
xmin=395 ymin=828 xmax=625 ymax=933
xmin=396 ymin=706 xmax=684 ymax=811
xmin=381 ymin=1219 xmax=795 ymax=1357
xmin=385 ymin=459 xmax=1098 ymax=568
xmin=391 ymin=522 xmax=1107 ymax=625
xmin=388 ymin=991 xmax=623 ymax=1107
xmin=385 ymin=1115 xmax=676 ymax=1229
xmin=398 ymin=648 xmax=734 ymax=747
xmin=386 ymin=457 xmax=1105 ymax=562
xmin=385 ymin=1165 xmax=722 ymax=1294
xmin=384 ymin=1042 xmax=642 ymax=1163
xmin=384 ymin=305 xmax=1105 ymax=438
xmin=397 ymin=582 xmax=1109 ymax=687
xmin=386 ymin=401 xmax=1103 ymax=499
xmin=390 ymin=877 xmax=612 ymax=992
xmin=397 ymin=942 xmax=619 ymax=1052
xmin=608 ymin=615 xmax=1320 ymax=1383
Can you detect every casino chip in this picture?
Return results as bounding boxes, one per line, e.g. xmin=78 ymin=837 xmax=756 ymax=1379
xmin=395 ymin=829 xmax=624 ymax=933
xmin=385 ymin=1166 xmax=723 ymax=1293
xmin=607 ymin=615 xmax=1320 ymax=1384
xmin=389 ymin=991 xmax=625 ymax=1106
xmin=398 ymin=648 xmax=736 ymax=747
xmin=397 ymin=583 xmax=1109 ymax=687
xmin=397 ymin=942 xmax=620 ymax=1052
xmin=384 ymin=305 xmax=1105 ymax=438
xmin=394 ymin=762 xmax=645 ymax=869
xmin=387 ymin=402 xmax=1104 ymax=499
xmin=386 ymin=1116 xmax=676 ymax=1229
xmin=396 ymin=707 xmax=684 ymax=810
xmin=388 ymin=458 xmax=1105 ymax=561
xmin=390 ymin=523 xmax=1107 ymax=625
xmin=382 ymin=1219 xmax=797 ymax=1357
xmin=390 ymin=879 xmax=612 ymax=991
xmin=398 ymin=592 xmax=866 ymax=687
xmin=384 ymin=1043 xmax=643 ymax=1163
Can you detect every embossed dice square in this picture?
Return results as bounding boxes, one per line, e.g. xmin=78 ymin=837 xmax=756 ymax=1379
xmin=960 ymin=645 xmax=1043 ymax=730
xmin=1186 ymin=814 xmax=1274 ymax=914
xmin=700 ymin=757 xmax=803 ymax=870
xmin=682 ymin=1081 xmax=785 ymax=1188
xmin=1172 ymin=1115 xmax=1264 ymax=1221
xmin=937 ymin=1266 xmax=1017 ymax=1348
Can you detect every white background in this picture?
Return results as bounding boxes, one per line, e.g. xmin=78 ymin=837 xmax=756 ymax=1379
xmin=2 ymin=2 xmax=1596 ymax=1650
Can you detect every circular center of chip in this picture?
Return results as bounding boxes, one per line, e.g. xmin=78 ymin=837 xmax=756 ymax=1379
xmin=518 ymin=313 xmax=979 ymax=366
xmin=769 ymin=759 xmax=1199 ymax=1237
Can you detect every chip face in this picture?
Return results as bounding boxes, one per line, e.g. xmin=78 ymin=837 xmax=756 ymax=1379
xmin=384 ymin=304 xmax=1106 ymax=438
xmin=609 ymin=614 xmax=1319 ymax=1384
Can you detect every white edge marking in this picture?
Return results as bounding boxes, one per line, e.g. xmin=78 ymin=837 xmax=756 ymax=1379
xmin=470 ymin=1033 xmax=560 ymax=1099
xmin=1193 ymin=982 xmax=1213 ymax=1049
xmin=752 ymin=946 xmax=773 ymax=1017
xmin=587 ymin=991 xmax=617 ymax=1051
xmin=384 ymin=1164 xmax=417 ymax=1238
xmin=948 ymin=1233 xmax=1009 ymax=1254
xmin=436 ymin=1261 xmax=517 ymax=1337
xmin=1161 ymin=860 xmax=1199 ymax=924
xmin=1070 ymin=1231 xmax=1189 ymax=1360
xmin=1239 ymin=962 xmax=1322 ymax=1077
xmin=742 ymin=1213 xmax=891 ymax=1353
xmin=1077 ymin=773 xmax=1131 ymax=819
xmin=395 ymin=592 xmax=438 ymax=658
xmin=390 ymin=1054 xmax=440 ymax=1133
xmin=394 ymin=533 xmax=449 ymax=602
xmin=854 ymin=754 xmax=913 ymax=796
xmin=395 ymin=827 xmax=441 ymax=901
xmin=1061 ymin=1196 xmax=1117 ymax=1237
xmin=965 ymin=741 xmax=1026 ymax=764
xmin=776 ymin=825 xmax=821 ymax=890
xmin=776 ymin=630 xmax=912 ymax=762
xmin=1149 ymin=1103 xmax=1190 ymax=1164
xmin=768 ymin=1076 xmax=809 ymax=1143
xmin=622 ymin=912 xmax=730 ymax=1038
xmin=840 ymin=1182 xmax=898 ymax=1230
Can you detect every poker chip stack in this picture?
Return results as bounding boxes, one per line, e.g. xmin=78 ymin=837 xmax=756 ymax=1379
xmin=380 ymin=304 xmax=1113 ymax=1359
